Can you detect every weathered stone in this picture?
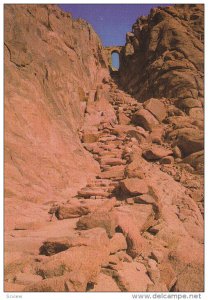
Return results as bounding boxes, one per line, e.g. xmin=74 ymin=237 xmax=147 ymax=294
xmin=183 ymin=150 xmax=203 ymax=173
xmin=132 ymin=109 xmax=159 ymax=131
xmin=55 ymin=204 xmax=90 ymax=220
xmin=78 ymin=188 xmax=109 ymax=198
xmin=99 ymin=157 xmax=126 ymax=166
xmin=170 ymin=127 xmax=204 ymax=156
xmin=120 ymin=178 xmax=149 ymax=196
xmin=144 ymin=98 xmax=167 ymax=122
xmin=125 ymin=161 xmax=145 ymax=178
xmin=82 ymin=131 xmax=100 ymax=143
xmin=76 ymin=211 xmax=117 ymax=237
xmin=143 ymin=146 xmax=173 ymax=160
xmin=118 ymin=112 xmax=130 ymax=125
xmin=98 ymin=165 xmax=125 ymax=179
xmin=115 ymin=262 xmax=151 ymax=292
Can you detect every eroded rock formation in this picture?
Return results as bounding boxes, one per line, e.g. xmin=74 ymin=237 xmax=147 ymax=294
xmin=4 ymin=4 xmax=109 ymax=228
xmin=120 ymin=4 xmax=204 ymax=104
xmin=4 ymin=4 xmax=204 ymax=293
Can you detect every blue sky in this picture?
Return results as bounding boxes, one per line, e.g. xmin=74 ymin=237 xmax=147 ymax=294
xmin=59 ymin=4 xmax=171 ymax=68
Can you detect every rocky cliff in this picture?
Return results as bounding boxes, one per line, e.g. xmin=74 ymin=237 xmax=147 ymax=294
xmin=4 ymin=4 xmax=204 ymax=293
xmin=120 ymin=4 xmax=204 ymax=105
xmin=4 ymin=4 xmax=109 ymax=228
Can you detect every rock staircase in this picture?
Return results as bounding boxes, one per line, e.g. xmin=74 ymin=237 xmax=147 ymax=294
xmin=26 ymin=79 xmax=204 ymax=292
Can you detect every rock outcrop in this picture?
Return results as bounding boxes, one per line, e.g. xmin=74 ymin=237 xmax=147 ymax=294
xmin=4 ymin=4 xmax=109 ymax=229
xmin=120 ymin=4 xmax=204 ymax=104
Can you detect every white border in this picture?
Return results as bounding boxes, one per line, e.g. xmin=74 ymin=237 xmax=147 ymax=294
xmin=1 ymin=1 xmax=206 ymax=300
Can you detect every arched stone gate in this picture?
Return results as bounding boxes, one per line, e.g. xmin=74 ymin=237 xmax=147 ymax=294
xmin=104 ymin=46 xmax=123 ymax=70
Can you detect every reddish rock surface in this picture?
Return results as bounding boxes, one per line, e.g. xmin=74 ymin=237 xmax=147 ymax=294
xmin=4 ymin=3 xmax=204 ymax=293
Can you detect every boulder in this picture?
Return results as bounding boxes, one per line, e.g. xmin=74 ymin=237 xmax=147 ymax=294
xmin=144 ymin=98 xmax=167 ymax=122
xmin=126 ymin=129 xmax=146 ymax=143
xmin=97 ymin=165 xmax=125 ymax=179
xmin=115 ymin=262 xmax=152 ymax=292
xmin=149 ymin=126 xmax=164 ymax=144
xmin=77 ymin=188 xmax=109 ymax=198
xmin=111 ymin=124 xmax=137 ymax=136
xmin=116 ymin=213 xmax=150 ymax=258
xmin=132 ymin=109 xmax=159 ymax=131
xmin=124 ymin=160 xmax=145 ymax=178
xmin=169 ymin=127 xmax=203 ymax=156
xmin=55 ymin=204 xmax=90 ymax=220
xmin=182 ymin=150 xmax=204 ymax=173
xmin=76 ymin=211 xmax=117 ymax=237
xmin=82 ymin=130 xmax=100 ymax=143
xmin=118 ymin=112 xmax=130 ymax=125
xmin=120 ymin=178 xmax=149 ymax=196
xmin=143 ymin=146 xmax=173 ymax=160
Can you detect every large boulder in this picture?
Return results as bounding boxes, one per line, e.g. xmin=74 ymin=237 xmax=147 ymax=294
xmin=144 ymin=98 xmax=167 ymax=122
xmin=120 ymin=178 xmax=149 ymax=196
xmin=177 ymin=129 xmax=204 ymax=156
xmin=115 ymin=262 xmax=152 ymax=292
xmin=132 ymin=109 xmax=159 ymax=131
xmin=76 ymin=211 xmax=118 ymax=237
xmin=183 ymin=150 xmax=204 ymax=173
xmin=143 ymin=146 xmax=173 ymax=160
xmin=54 ymin=204 xmax=90 ymax=220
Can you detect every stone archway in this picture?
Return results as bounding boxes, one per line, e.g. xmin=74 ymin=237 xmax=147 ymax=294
xmin=104 ymin=46 xmax=123 ymax=71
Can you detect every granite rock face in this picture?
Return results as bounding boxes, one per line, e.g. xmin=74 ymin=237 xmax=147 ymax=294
xmin=4 ymin=4 xmax=108 ymax=228
xmin=120 ymin=4 xmax=204 ymax=103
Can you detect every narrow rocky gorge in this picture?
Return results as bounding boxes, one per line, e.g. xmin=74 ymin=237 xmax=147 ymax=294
xmin=4 ymin=4 xmax=204 ymax=293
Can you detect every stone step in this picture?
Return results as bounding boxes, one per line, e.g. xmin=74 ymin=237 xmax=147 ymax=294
xmin=99 ymin=157 xmax=126 ymax=166
xmin=77 ymin=188 xmax=110 ymax=198
xmin=97 ymin=165 xmax=125 ymax=180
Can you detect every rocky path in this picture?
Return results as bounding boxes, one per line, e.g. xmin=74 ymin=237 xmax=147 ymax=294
xmin=5 ymin=79 xmax=204 ymax=292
